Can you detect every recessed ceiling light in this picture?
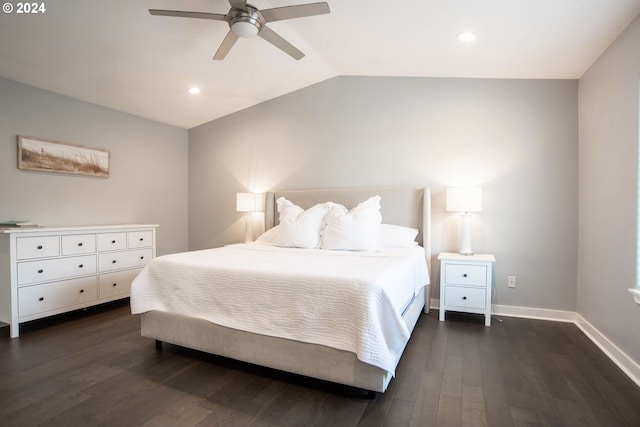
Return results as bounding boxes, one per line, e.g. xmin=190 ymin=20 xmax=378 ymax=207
xmin=188 ymin=87 xmax=201 ymax=95
xmin=456 ymin=32 xmax=476 ymax=42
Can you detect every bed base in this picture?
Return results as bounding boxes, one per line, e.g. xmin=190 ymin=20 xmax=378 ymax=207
xmin=141 ymin=285 xmax=427 ymax=394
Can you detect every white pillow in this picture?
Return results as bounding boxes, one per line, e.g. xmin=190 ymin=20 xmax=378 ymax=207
xmin=274 ymin=198 xmax=329 ymax=248
xmin=379 ymin=223 xmax=419 ymax=248
xmin=255 ymin=225 xmax=280 ymax=244
xmin=320 ymin=196 xmax=382 ymax=252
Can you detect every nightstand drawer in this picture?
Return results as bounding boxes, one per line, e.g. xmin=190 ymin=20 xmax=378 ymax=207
xmin=444 ymin=263 xmax=487 ymax=286
xmin=444 ymin=286 xmax=486 ymax=310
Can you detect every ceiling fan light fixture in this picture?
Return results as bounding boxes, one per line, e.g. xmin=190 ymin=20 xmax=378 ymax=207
xmin=231 ymin=20 xmax=260 ymax=37
xmin=228 ymin=4 xmax=265 ymax=38
xmin=149 ymin=1 xmax=330 ymax=60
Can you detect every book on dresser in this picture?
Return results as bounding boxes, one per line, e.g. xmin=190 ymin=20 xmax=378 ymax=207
xmin=0 ymin=220 xmax=40 ymax=229
xmin=0 ymin=224 xmax=158 ymax=338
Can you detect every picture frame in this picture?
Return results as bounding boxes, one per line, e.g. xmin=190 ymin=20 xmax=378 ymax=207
xmin=18 ymin=136 xmax=110 ymax=178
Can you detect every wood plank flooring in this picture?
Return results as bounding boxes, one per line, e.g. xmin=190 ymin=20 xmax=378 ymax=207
xmin=1 ymin=301 xmax=639 ymax=427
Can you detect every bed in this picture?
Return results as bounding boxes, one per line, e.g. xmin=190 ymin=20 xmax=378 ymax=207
xmin=131 ymin=186 xmax=432 ymax=394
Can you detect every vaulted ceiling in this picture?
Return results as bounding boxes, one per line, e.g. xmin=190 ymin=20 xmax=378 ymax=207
xmin=1 ymin=0 xmax=639 ymax=128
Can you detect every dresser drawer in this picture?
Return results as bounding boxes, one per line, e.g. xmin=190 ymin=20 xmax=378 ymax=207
xmin=98 ymin=248 xmax=152 ymax=272
xmin=61 ymin=234 xmax=96 ymax=255
xmin=16 ymin=236 xmax=60 ymax=260
xmin=444 ymin=286 xmax=486 ymax=310
xmin=128 ymin=231 xmax=153 ymax=249
xmin=444 ymin=263 xmax=487 ymax=287
xmin=97 ymin=232 xmax=127 ymax=251
xmin=18 ymin=277 xmax=98 ymax=318
xmin=99 ymin=269 xmax=141 ymax=298
xmin=17 ymin=255 xmax=97 ymax=285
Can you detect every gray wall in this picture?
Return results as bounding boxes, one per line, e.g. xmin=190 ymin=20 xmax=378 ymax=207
xmin=0 ymin=78 xmax=189 ymax=256
xmin=578 ymin=14 xmax=640 ymax=364
xmin=189 ymin=76 xmax=579 ymax=311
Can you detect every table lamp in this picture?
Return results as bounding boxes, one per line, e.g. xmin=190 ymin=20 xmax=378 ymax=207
xmin=236 ymin=192 xmax=265 ymax=243
xmin=446 ymin=187 xmax=482 ymax=255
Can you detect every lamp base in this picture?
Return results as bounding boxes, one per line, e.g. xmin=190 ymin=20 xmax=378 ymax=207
xmin=244 ymin=214 xmax=253 ymax=243
xmin=459 ymin=213 xmax=474 ymax=255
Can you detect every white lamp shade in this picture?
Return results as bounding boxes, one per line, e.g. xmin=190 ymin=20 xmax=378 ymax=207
xmin=236 ymin=192 xmax=265 ymax=213
xmin=446 ymin=187 xmax=482 ymax=213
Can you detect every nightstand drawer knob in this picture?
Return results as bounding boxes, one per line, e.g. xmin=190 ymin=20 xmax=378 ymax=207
xmin=462 ymin=273 xmax=468 ymax=277
xmin=462 ymin=296 xmax=467 ymax=300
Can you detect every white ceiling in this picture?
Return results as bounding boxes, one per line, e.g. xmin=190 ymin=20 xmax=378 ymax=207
xmin=1 ymin=0 xmax=639 ymax=129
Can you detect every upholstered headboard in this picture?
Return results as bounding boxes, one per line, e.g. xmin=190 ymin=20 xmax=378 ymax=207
xmin=264 ymin=186 xmax=432 ymax=274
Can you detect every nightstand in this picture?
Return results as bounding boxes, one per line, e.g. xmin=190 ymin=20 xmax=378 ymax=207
xmin=438 ymin=252 xmax=495 ymax=326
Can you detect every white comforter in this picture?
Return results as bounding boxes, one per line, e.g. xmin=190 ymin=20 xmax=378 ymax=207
xmin=130 ymin=243 xmax=429 ymax=374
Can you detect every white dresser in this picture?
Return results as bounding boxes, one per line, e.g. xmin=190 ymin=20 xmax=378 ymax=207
xmin=438 ymin=252 xmax=495 ymax=326
xmin=0 ymin=224 xmax=158 ymax=337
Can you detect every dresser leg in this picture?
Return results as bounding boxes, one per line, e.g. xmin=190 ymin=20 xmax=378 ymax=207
xmin=155 ymin=340 xmax=163 ymax=350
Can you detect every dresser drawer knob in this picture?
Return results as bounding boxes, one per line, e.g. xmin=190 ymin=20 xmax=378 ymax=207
xmin=79 ymin=264 xmax=84 ymax=268
xmin=462 ymin=296 xmax=467 ymax=300
xmin=112 ymin=260 xmax=117 ymax=264
xmin=78 ymin=242 xmax=83 ymax=247
xmin=79 ymin=289 xmax=84 ymax=293
xmin=37 ymin=269 xmax=44 ymax=274
xmin=37 ymin=245 xmax=43 ymax=250
xmin=38 ymin=297 xmax=44 ymax=301
xmin=462 ymin=273 xmax=468 ymax=278
xmin=139 ymin=238 xmax=144 ymax=241
xmin=111 ymin=240 xmax=116 ymax=244
xmin=112 ymin=283 xmax=117 ymax=287
xmin=140 ymin=256 xmax=144 ymax=260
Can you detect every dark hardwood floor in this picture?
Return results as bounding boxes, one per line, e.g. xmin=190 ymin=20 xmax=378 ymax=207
xmin=1 ymin=301 xmax=639 ymax=427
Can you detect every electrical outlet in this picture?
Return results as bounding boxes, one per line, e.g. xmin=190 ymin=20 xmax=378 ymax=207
xmin=508 ymin=276 xmax=516 ymax=288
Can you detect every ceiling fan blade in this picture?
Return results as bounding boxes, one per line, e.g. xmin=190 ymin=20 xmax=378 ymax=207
xmin=149 ymin=9 xmax=226 ymax=21
xmin=213 ymin=30 xmax=240 ymax=60
xmin=260 ymin=2 xmax=330 ymax=23
xmin=258 ymin=25 xmax=304 ymax=60
xmin=228 ymin=0 xmax=248 ymax=10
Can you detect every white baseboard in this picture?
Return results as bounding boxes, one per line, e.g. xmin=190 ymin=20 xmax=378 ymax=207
xmin=575 ymin=314 xmax=640 ymax=388
xmin=491 ymin=303 xmax=576 ymax=323
xmin=430 ymin=299 xmax=576 ymax=322
xmin=429 ymin=299 xmax=640 ymax=387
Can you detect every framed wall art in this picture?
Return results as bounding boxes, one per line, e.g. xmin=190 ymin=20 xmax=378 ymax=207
xmin=18 ymin=136 xmax=110 ymax=178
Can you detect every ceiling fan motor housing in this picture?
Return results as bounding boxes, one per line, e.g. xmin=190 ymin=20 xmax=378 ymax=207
xmin=229 ymin=4 xmax=265 ymax=37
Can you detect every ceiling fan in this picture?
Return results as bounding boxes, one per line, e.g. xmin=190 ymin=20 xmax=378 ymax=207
xmin=149 ymin=0 xmax=330 ymax=60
